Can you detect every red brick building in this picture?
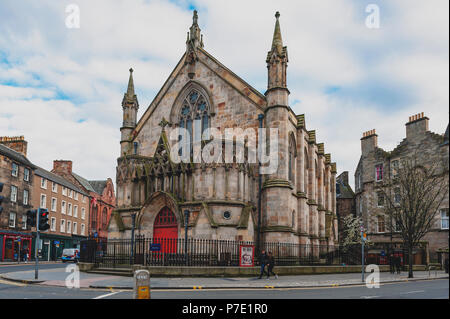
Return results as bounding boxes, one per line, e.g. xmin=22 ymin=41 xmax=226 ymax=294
xmin=51 ymin=160 xmax=116 ymax=239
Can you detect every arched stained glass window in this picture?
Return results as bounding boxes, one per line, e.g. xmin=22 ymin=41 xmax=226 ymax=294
xmin=179 ymin=88 xmax=211 ymax=155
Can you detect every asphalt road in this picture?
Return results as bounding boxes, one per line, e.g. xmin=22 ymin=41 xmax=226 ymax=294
xmin=0 ymin=262 xmax=67 ymax=274
xmin=0 ymin=277 xmax=447 ymax=299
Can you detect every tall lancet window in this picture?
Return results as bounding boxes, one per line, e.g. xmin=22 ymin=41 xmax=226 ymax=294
xmin=288 ymin=134 xmax=296 ymax=183
xmin=179 ymin=88 xmax=210 ymax=156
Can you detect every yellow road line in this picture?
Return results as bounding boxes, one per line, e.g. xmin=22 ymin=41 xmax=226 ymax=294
xmin=0 ymin=279 xmax=27 ymax=287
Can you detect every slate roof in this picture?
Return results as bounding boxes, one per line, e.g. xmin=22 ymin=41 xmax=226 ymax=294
xmin=34 ymin=167 xmax=88 ymax=196
xmin=72 ymin=172 xmax=96 ymax=193
xmin=89 ymin=180 xmax=107 ymax=195
xmin=0 ymin=144 xmax=36 ymax=168
xmin=336 ymin=182 xmax=355 ymax=199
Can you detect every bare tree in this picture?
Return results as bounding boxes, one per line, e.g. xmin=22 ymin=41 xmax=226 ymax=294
xmin=379 ymin=155 xmax=449 ymax=278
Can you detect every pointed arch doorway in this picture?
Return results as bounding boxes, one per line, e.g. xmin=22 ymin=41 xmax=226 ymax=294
xmin=153 ymin=207 xmax=178 ymax=254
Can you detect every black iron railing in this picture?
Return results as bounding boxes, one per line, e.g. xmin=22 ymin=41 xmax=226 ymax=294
xmin=80 ymin=237 xmax=362 ymax=268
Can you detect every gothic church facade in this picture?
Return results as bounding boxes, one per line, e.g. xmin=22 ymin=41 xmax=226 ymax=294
xmin=108 ymin=11 xmax=338 ymax=248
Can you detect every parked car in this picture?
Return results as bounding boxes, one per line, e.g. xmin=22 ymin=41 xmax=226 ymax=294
xmin=61 ymin=248 xmax=80 ymax=263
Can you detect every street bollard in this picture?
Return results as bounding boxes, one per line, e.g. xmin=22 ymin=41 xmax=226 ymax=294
xmin=133 ymin=269 xmax=150 ymax=299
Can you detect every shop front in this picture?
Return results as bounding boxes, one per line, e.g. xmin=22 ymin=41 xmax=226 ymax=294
xmin=0 ymin=231 xmax=33 ymax=262
xmin=31 ymin=233 xmax=85 ymax=261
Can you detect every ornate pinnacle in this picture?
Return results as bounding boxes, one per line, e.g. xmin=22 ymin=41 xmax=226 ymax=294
xmin=187 ymin=10 xmax=203 ymax=50
xmin=271 ymin=11 xmax=283 ymax=55
xmin=123 ymin=67 xmax=138 ymax=107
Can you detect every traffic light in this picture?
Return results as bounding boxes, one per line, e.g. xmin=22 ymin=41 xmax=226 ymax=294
xmin=38 ymin=208 xmax=50 ymax=231
xmin=26 ymin=209 xmax=37 ymax=227
xmin=0 ymin=182 xmax=4 ymax=215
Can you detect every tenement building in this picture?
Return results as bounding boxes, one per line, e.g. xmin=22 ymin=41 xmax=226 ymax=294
xmin=51 ymin=160 xmax=116 ymax=239
xmin=108 ymin=11 xmax=339 ymax=249
xmin=0 ymin=136 xmax=35 ymax=261
xmin=354 ymin=113 xmax=449 ymax=263
xmin=31 ymin=166 xmax=90 ymax=261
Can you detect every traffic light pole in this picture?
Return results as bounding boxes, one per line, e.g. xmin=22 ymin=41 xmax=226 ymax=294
xmin=361 ymin=227 xmax=365 ymax=283
xmin=35 ymin=208 xmax=40 ymax=280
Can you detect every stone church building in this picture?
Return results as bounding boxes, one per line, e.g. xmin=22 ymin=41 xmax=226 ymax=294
xmin=108 ymin=11 xmax=339 ymax=249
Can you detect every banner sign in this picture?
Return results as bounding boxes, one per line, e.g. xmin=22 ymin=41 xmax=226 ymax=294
xmin=239 ymin=245 xmax=255 ymax=267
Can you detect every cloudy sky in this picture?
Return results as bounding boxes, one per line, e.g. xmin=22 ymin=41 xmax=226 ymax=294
xmin=0 ymin=0 xmax=448 ymax=191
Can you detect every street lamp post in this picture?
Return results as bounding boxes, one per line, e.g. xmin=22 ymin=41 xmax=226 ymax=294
xmin=35 ymin=208 xmax=40 ymax=280
xmin=257 ymin=114 xmax=264 ymax=255
xmin=130 ymin=213 xmax=136 ymax=265
xmin=361 ymin=223 xmax=365 ymax=283
xmin=184 ymin=210 xmax=190 ymax=266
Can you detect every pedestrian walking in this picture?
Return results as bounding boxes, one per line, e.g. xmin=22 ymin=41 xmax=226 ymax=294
xmin=23 ymin=248 xmax=28 ymax=263
xmin=266 ymin=251 xmax=278 ymax=279
xmin=388 ymin=253 xmax=395 ymax=274
xmin=258 ymin=249 xmax=268 ymax=279
xmin=395 ymin=255 xmax=402 ymax=274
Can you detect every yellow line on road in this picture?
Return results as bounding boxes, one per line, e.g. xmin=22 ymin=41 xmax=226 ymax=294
xmin=0 ymin=279 xmax=27 ymax=287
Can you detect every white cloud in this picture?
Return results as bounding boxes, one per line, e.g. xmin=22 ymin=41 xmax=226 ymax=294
xmin=0 ymin=0 xmax=448 ymax=193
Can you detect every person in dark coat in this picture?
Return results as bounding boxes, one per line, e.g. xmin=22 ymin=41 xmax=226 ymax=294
xmin=266 ymin=251 xmax=278 ymax=279
xmin=388 ymin=253 xmax=395 ymax=274
xmin=258 ymin=250 xmax=268 ymax=279
xmin=395 ymin=255 xmax=402 ymax=274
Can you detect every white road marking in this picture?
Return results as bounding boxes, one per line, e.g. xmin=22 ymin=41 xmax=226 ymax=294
xmin=401 ymin=290 xmax=425 ymax=294
xmin=93 ymin=291 xmax=121 ymax=299
xmin=360 ymin=296 xmax=380 ymax=299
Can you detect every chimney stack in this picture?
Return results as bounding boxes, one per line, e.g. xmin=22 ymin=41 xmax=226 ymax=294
xmin=0 ymin=136 xmax=28 ymax=157
xmin=406 ymin=112 xmax=429 ymax=140
xmin=361 ymin=129 xmax=378 ymax=155
xmin=52 ymin=160 xmax=73 ymax=176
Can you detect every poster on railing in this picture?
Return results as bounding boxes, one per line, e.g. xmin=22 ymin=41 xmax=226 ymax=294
xmin=239 ymin=245 xmax=255 ymax=267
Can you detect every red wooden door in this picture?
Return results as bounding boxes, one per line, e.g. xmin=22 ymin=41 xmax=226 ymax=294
xmin=153 ymin=207 xmax=178 ymax=254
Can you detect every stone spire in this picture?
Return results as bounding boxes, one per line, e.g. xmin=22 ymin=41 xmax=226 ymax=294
xmin=185 ymin=10 xmax=204 ymax=79
xmin=266 ymin=11 xmax=289 ymax=94
xmin=271 ymin=12 xmax=283 ymax=55
xmin=123 ymin=68 xmax=138 ymax=105
xmin=186 ymin=10 xmax=204 ymax=50
xmin=120 ymin=68 xmax=139 ymax=156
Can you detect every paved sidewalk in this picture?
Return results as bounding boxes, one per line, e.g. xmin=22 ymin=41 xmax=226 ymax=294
xmin=0 ymin=268 xmax=447 ymax=289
